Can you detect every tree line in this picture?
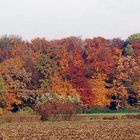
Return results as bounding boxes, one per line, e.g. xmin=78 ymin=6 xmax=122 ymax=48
xmin=0 ymin=33 xmax=140 ymax=114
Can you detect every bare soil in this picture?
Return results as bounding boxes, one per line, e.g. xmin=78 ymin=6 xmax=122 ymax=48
xmin=0 ymin=120 xmax=140 ymax=140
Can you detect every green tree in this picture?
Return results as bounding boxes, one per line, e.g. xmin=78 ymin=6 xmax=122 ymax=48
xmin=35 ymin=52 xmax=58 ymax=91
xmin=124 ymin=44 xmax=134 ymax=56
xmin=127 ymin=33 xmax=140 ymax=42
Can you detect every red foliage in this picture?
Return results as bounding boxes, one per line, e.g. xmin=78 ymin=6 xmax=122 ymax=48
xmin=36 ymin=100 xmax=78 ymax=121
xmin=130 ymin=41 xmax=140 ymax=56
xmin=84 ymin=38 xmax=115 ymax=74
xmin=0 ymin=35 xmax=140 ymax=112
xmin=68 ymin=61 xmax=95 ymax=107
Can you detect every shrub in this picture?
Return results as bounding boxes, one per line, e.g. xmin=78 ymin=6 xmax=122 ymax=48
xmin=21 ymin=107 xmax=33 ymax=114
xmin=36 ymin=100 xmax=79 ymax=121
xmin=35 ymin=92 xmax=80 ymax=121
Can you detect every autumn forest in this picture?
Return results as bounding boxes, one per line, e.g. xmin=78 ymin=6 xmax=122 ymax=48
xmin=0 ymin=33 xmax=140 ymax=114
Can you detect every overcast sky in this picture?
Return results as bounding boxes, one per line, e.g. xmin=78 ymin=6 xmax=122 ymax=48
xmin=0 ymin=0 xmax=140 ymax=40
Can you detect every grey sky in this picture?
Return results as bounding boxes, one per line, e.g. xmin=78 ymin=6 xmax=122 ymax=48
xmin=0 ymin=0 xmax=140 ymax=40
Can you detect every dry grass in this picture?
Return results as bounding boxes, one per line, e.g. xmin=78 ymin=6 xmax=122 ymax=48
xmin=0 ymin=120 xmax=140 ymax=140
xmin=76 ymin=113 xmax=140 ymax=121
xmin=0 ymin=114 xmax=41 ymax=124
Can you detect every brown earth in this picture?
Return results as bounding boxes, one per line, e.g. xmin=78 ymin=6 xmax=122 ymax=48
xmin=0 ymin=120 xmax=140 ymax=140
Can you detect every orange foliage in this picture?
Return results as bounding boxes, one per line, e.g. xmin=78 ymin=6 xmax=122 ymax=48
xmin=0 ymin=35 xmax=140 ymax=112
xmin=0 ymin=57 xmax=23 ymax=75
xmin=52 ymin=74 xmax=79 ymax=97
xmin=4 ymin=90 xmax=21 ymax=110
xmin=89 ymin=73 xmax=110 ymax=107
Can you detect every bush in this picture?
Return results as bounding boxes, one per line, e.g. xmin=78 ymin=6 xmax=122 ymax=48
xmin=21 ymin=107 xmax=33 ymax=114
xmin=35 ymin=92 xmax=80 ymax=121
xmin=36 ymin=100 xmax=79 ymax=121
